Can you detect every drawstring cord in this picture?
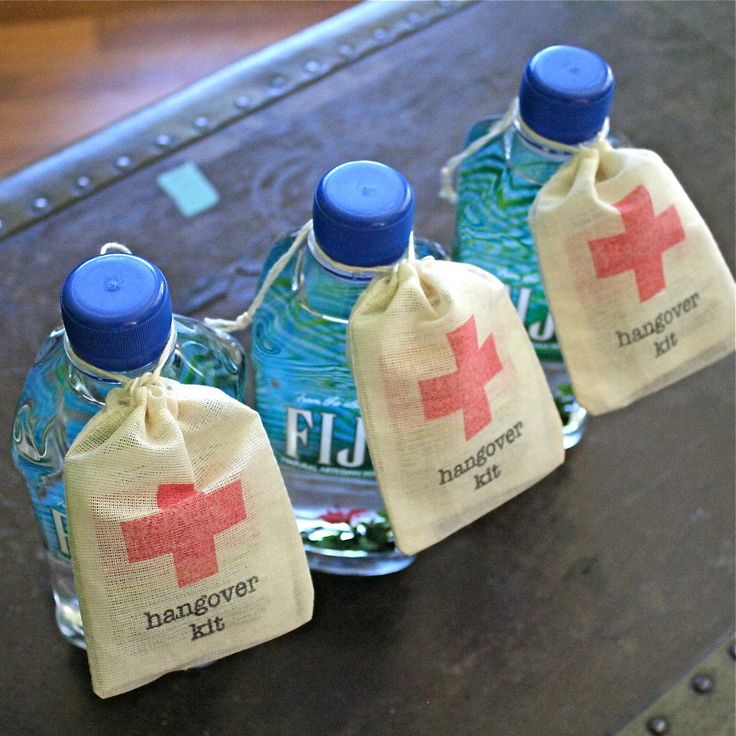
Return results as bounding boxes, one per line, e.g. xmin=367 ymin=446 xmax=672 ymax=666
xmin=205 ymin=221 xmax=417 ymax=334
xmin=439 ymin=98 xmax=610 ymax=204
xmin=65 ymin=326 xmax=177 ymax=396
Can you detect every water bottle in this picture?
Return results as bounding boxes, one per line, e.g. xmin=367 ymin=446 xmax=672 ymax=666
xmin=11 ymin=250 xmax=247 ymax=648
xmin=453 ymin=45 xmax=618 ymax=448
xmin=251 ymin=161 xmax=447 ymax=576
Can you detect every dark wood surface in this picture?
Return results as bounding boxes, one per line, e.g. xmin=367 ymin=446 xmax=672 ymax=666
xmin=0 ymin=0 xmax=356 ymax=176
xmin=0 ymin=2 xmax=733 ymax=734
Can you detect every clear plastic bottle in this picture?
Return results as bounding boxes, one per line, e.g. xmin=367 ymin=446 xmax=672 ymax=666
xmin=251 ymin=161 xmax=447 ymax=576
xmin=453 ymin=45 xmax=618 ymax=448
xmin=11 ymin=252 xmax=246 ymax=648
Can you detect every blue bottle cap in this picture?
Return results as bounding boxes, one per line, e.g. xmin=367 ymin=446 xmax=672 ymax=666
xmin=312 ymin=160 xmax=415 ymax=267
xmin=61 ymin=253 xmax=173 ymax=372
xmin=519 ymin=45 xmax=615 ymax=145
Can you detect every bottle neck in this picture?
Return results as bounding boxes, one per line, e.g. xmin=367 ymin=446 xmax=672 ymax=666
xmin=63 ymin=331 xmax=177 ymax=404
xmin=296 ymin=235 xmax=402 ymax=323
xmin=505 ymin=119 xmax=573 ymax=186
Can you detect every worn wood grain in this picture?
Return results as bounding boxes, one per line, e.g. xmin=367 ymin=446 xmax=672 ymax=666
xmin=0 ymin=0 xmax=356 ymax=175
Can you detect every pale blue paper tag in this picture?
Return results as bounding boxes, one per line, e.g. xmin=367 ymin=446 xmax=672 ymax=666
xmin=157 ymin=162 xmax=220 ymax=217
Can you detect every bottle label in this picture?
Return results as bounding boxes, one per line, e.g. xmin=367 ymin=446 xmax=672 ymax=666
xmin=51 ymin=506 xmax=71 ymax=557
xmin=29 ymin=487 xmax=72 ymax=561
xmin=285 ymin=405 xmax=369 ymax=470
xmin=282 ymin=401 xmax=373 ymax=476
xmin=258 ymin=389 xmax=374 ymax=477
xmin=503 ymin=283 xmax=562 ymax=362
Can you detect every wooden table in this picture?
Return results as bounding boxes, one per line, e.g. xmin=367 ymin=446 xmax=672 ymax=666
xmin=1 ymin=3 xmax=733 ymax=734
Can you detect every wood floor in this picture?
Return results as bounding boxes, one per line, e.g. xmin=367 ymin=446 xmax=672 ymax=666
xmin=0 ymin=1 xmax=357 ymax=178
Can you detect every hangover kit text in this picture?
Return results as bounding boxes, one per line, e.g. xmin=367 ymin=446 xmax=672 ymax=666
xmin=143 ymin=576 xmax=259 ymax=641
xmin=438 ymin=421 xmax=524 ymax=490
xmin=615 ymin=291 xmax=700 ymax=358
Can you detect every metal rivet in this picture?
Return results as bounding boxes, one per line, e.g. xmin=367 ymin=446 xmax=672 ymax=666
xmin=155 ymin=134 xmax=174 ymax=148
xmin=74 ymin=175 xmax=92 ymax=190
xmin=194 ymin=116 xmax=210 ymax=130
xmin=372 ymin=27 xmax=388 ymax=40
xmin=270 ymin=75 xmax=287 ymax=90
xmin=304 ymin=59 xmax=321 ymax=74
xmin=115 ymin=155 xmax=132 ymax=171
xmin=646 ymin=716 xmax=669 ymax=735
xmin=407 ymin=11 xmax=424 ymax=25
xmin=338 ymin=43 xmax=354 ymax=57
xmin=729 ymin=642 xmax=736 ymax=660
xmin=691 ymin=674 xmax=714 ymax=694
xmin=32 ymin=196 xmax=50 ymax=212
xmin=234 ymin=95 xmax=251 ymax=110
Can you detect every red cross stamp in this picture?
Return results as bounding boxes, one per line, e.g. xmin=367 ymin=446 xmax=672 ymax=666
xmin=588 ymin=185 xmax=685 ymax=302
xmin=418 ymin=316 xmax=503 ymax=441
xmin=120 ymin=481 xmax=246 ymax=588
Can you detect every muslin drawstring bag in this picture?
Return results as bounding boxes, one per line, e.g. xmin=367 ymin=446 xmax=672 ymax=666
xmin=529 ymin=141 xmax=735 ymax=413
xmin=346 ymin=253 xmax=563 ymax=554
xmin=64 ymin=335 xmax=313 ymax=698
xmin=208 ymin=222 xmax=564 ymax=556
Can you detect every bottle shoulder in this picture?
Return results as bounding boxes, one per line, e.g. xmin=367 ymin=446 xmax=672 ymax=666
xmin=12 ymin=316 xmax=247 ymax=472
xmin=11 ymin=330 xmax=82 ymax=472
xmin=260 ymin=231 xmax=448 ymax=274
xmin=465 ymin=115 xmax=507 ymax=148
xmin=252 ymin=238 xmax=348 ymax=367
xmin=414 ymin=237 xmax=448 ymax=261
xmin=170 ymin=314 xmax=246 ymax=400
xmin=252 ymin=233 xmax=448 ymax=371
xmin=252 ymin=233 xmax=449 ymax=339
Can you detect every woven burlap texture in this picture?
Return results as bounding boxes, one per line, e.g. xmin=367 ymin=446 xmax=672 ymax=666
xmin=531 ymin=142 xmax=735 ymax=414
xmin=64 ymin=378 xmax=313 ymax=698
xmin=348 ymin=258 xmax=564 ymax=555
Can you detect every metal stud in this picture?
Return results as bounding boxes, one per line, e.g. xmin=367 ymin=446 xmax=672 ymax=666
xmin=0 ymin=4 xmax=452 ymax=237
xmin=646 ymin=716 xmax=669 ymax=735
xmin=691 ymin=674 xmax=714 ymax=694
xmin=74 ymin=175 xmax=92 ymax=191
xmin=270 ymin=75 xmax=287 ymax=91
xmin=115 ymin=155 xmax=132 ymax=171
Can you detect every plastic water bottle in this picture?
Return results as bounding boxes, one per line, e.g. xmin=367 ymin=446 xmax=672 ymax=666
xmin=453 ymin=45 xmax=617 ymax=448
xmin=11 ymin=251 xmax=247 ymax=648
xmin=251 ymin=161 xmax=447 ymax=575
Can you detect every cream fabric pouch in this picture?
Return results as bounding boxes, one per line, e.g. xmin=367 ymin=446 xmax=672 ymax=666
xmin=530 ymin=142 xmax=735 ymax=413
xmin=347 ymin=257 xmax=564 ymax=554
xmin=65 ymin=371 xmax=313 ymax=698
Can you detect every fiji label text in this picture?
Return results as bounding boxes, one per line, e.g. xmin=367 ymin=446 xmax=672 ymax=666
xmin=285 ymin=406 xmax=367 ymax=468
